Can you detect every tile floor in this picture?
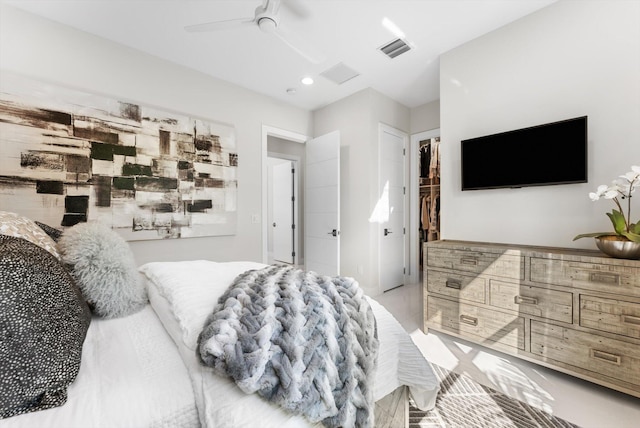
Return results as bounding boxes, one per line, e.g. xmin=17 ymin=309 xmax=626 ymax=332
xmin=374 ymin=281 xmax=640 ymax=428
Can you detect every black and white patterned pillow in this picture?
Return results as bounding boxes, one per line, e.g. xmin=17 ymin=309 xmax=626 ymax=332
xmin=0 ymin=235 xmax=91 ymax=419
xmin=0 ymin=211 xmax=60 ymax=259
xmin=35 ymin=221 xmax=63 ymax=242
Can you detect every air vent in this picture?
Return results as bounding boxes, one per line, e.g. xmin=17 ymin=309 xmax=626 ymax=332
xmin=379 ymin=38 xmax=411 ymax=59
xmin=320 ymin=62 xmax=360 ymax=85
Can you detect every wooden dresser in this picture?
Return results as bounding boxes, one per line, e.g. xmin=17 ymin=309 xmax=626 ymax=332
xmin=423 ymin=240 xmax=640 ymax=398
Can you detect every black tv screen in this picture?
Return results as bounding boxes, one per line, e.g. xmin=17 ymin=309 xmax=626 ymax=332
xmin=461 ymin=116 xmax=588 ymax=191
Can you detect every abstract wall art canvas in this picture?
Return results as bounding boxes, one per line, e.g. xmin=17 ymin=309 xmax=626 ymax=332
xmin=0 ymin=73 xmax=237 ymax=240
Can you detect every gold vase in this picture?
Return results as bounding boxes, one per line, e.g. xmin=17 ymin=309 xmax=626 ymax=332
xmin=595 ymin=235 xmax=640 ymax=260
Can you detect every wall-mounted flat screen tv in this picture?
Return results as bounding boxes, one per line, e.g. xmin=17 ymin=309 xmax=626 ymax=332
xmin=461 ymin=116 xmax=588 ymax=191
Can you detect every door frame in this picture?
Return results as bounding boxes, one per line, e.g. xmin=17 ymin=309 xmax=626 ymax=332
xmin=267 ymin=153 xmax=300 ymax=264
xmin=409 ymin=128 xmax=440 ymax=284
xmin=261 ymin=125 xmax=309 ymax=264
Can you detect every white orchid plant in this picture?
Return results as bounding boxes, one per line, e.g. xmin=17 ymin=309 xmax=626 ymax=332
xmin=574 ymin=165 xmax=640 ymax=243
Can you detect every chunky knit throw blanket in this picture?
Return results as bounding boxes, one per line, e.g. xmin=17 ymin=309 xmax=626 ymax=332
xmin=197 ymin=265 xmax=379 ymax=428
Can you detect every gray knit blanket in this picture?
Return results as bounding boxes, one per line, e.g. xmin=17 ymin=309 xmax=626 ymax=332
xmin=197 ymin=265 xmax=379 ymax=427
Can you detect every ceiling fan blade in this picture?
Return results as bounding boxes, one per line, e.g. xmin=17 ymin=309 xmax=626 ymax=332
xmin=273 ymin=24 xmax=326 ymax=64
xmin=185 ymin=17 xmax=254 ymax=33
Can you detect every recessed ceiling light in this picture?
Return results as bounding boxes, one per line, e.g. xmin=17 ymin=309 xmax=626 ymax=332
xmin=301 ymin=77 xmax=314 ymax=85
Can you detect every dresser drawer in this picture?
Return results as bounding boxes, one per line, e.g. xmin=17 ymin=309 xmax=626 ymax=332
xmin=427 ymin=247 xmax=524 ymax=280
xmin=530 ymin=257 xmax=640 ymax=297
xmin=426 ymin=269 xmax=486 ymax=304
xmin=531 ymin=321 xmax=640 ymax=387
xmin=426 ymin=295 xmax=525 ymax=350
xmin=580 ymin=295 xmax=640 ymax=339
xmin=489 ymin=280 xmax=573 ymax=324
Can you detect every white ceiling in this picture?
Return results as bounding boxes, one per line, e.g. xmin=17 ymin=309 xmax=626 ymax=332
xmin=4 ymin=0 xmax=557 ymax=111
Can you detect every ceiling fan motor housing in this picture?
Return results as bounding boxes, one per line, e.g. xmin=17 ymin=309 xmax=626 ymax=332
xmin=257 ymin=16 xmax=278 ymax=33
xmin=255 ymin=1 xmax=279 ymax=33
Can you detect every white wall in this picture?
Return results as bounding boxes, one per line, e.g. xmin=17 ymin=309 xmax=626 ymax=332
xmin=314 ymin=88 xmax=409 ymax=296
xmin=440 ymin=0 xmax=640 ymax=250
xmin=410 ymin=100 xmax=440 ymax=135
xmin=0 ymin=4 xmax=313 ymax=265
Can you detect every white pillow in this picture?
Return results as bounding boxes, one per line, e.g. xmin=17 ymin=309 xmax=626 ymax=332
xmin=58 ymin=222 xmax=147 ymax=318
xmin=139 ymin=260 xmax=267 ymax=349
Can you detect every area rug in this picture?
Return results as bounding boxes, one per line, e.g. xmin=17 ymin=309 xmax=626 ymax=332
xmin=409 ymin=364 xmax=580 ymax=428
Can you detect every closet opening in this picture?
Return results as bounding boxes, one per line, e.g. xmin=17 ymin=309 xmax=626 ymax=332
xmin=418 ymin=136 xmax=440 ymax=279
xmin=409 ymin=128 xmax=440 ymax=284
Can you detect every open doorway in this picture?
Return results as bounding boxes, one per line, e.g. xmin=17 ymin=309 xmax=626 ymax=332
xmin=261 ymin=126 xmax=341 ymax=276
xmin=267 ymin=154 xmax=299 ymax=265
xmin=261 ymin=126 xmax=308 ymax=266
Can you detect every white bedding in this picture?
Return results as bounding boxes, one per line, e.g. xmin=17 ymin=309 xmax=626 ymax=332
xmin=0 ymin=260 xmax=438 ymax=428
xmin=139 ymin=260 xmax=439 ymax=428
xmin=0 ymin=305 xmax=199 ymax=428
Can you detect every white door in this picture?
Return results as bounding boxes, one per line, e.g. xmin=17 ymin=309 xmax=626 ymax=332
xmin=272 ymin=160 xmax=293 ymax=264
xmin=305 ymin=131 xmax=340 ymax=276
xmin=379 ymin=125 xmax=406 ymax=291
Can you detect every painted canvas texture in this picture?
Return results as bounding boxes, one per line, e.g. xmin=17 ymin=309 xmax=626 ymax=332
xmin=0 ymin=73 xmax=237 ymax=240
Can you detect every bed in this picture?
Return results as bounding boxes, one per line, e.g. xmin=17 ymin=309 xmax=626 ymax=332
xmin=0 ymin=212 xmax=439 ymax=428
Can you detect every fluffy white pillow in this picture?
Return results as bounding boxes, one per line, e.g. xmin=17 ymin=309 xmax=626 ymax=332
xmin=58 ymin=222 xmax=147 ymax=318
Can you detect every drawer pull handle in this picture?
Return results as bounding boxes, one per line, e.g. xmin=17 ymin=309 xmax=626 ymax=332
xmin=514 ymin=295 xmax=538 ymax=305
xmin=460 ymin=257 xmax=478 ymax=266
xmin=622 ymin=315 xmax=640 ymax=326
xmin=590 ymin=349 xmax=621 ymax=366
xmin=459 ymin=315 xmax=478 ymax=326
xmin=445 ymin=279 xmax=462 ymax=290
xmin=589 ymin=272 xmax=620 ymax=285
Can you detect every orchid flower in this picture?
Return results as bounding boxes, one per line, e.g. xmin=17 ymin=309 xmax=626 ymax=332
xmin=574 ymin=165 xmax=640 ymax=243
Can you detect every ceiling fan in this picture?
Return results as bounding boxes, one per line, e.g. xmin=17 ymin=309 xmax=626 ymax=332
xmin=184 ymin=0 xmax=326 ymax=64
